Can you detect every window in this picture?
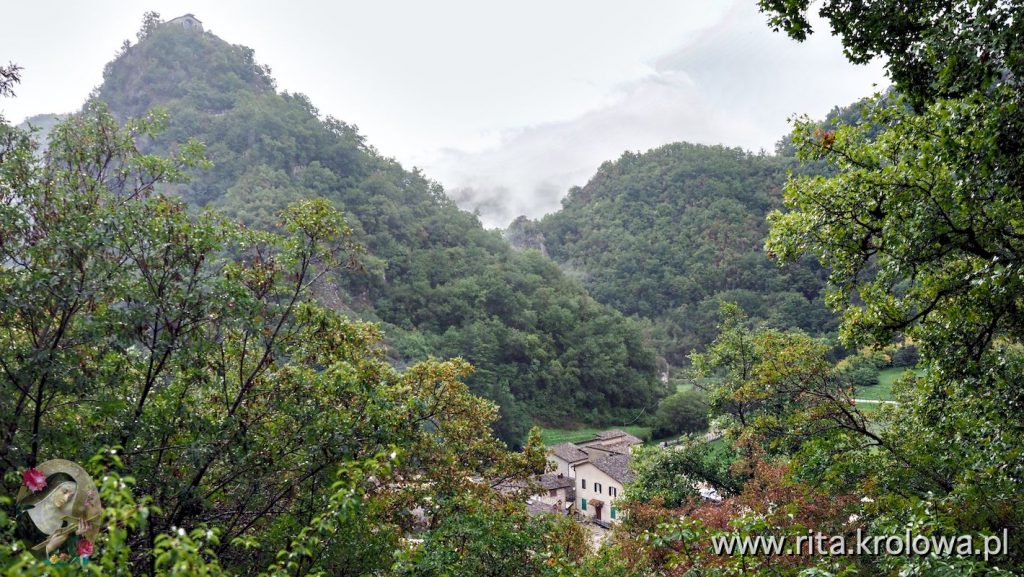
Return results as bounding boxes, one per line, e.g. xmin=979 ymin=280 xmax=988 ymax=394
xmin=581 ymin=498 xmax=587 ymax=511
xmin=595 ymin=483 xmax=602 ymax=494
xmin=611 ymin=507 xmax=617 ymax=520
xmin=549 ymin=489 xmax=557 ymax=497
xmin=610 ymin=487 xmax=617 ymax=498
xmin=581 ymin=479 xmax=586 ymax=490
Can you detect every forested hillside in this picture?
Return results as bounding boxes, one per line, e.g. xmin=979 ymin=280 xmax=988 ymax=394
xmin=92 ymin=16 xmax=664 ymax=444
xmin=5 ymin=2 xmax=1024 ymax=574
xmin=519 ymin=143 xmax=837 ymax=367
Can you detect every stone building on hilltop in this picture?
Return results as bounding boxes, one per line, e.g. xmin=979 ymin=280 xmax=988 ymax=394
xmin=167 ymin=14 xmax=203 ymax=32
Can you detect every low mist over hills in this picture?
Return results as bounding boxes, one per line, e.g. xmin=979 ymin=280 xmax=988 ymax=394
xmin=22 ymin=15 xmax=869 ymax=441
xmin=72 ymin=13 xmax=861 ymax=437
xmin=89 ymin=16 xmax=665 ymax=445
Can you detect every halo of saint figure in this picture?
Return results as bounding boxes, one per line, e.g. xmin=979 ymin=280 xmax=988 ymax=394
xmin=15 ymin=460 xmax=102 ymax=565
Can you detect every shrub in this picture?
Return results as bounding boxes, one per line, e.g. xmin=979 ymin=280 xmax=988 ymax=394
xmin=652 ymin=390 xmax=709 ymax=440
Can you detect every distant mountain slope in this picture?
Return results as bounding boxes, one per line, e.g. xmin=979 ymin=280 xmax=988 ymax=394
xmin=522 ymin=143 xmax=838 ymax=366
xmin=17 ymin=113 xmax=67 ymax=150
xmin=91 ymin=16 xmax=665 ymax=444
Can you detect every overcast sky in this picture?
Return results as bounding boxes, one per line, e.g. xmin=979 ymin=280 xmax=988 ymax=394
xmin=2 ymin=1 xmax=887 ymax=226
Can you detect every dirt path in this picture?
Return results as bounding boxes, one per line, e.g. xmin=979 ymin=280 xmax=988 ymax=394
xmin=585 ymin=522 xmax=609 ymax=551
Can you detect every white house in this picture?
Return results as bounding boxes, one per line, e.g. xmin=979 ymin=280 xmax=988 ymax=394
xmin=522 ymin=473 xmax=575 ymax=518
xmin=547 ymin=442 xmax=588 ymax=478
xmin=575 ymin=453 xmax=635 ymax=524
xmin=538 ymin=473 xmax=574 ymax=506
xmin=542 ymin=430 xmax=642 ymax=524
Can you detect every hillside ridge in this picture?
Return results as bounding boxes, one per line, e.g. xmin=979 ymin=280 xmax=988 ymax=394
xmin=88 ymin=15 xmax=667 ymax=445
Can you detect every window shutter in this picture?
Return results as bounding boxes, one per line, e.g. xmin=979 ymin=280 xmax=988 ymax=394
xmin=581 ymin=498 xmax=587 ymax=511
xmin=611 ymin=507 xmax=617 ymax=520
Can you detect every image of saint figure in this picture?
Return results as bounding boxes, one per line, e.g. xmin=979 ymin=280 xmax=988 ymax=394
xmin=14 ymin=460 xmax=101 ymax=563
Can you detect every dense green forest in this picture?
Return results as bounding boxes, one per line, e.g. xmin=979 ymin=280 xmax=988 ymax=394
xmin=0 ymin=92 xmax=587 ymax=574
xmin=513 ymin=92 xmax=902 ymax=372
xmin=91 ymin=15 xmax=665 ymax=445
xmin=514 ymin=143 xmax=837 ymax=368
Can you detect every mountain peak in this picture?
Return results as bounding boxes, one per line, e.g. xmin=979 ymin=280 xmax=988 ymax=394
xmin=96 ymin=14 xmax=275 ymax=120
xmin=86 ymin=13 xmax=663 ymax=445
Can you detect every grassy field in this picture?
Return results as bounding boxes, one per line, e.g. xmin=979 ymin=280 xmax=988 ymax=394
xmin=854 ymin=369 xmax=897 ymax=401
xmin=676 ymin=378 xmax=718 ymax=394
xmin=854 ymin=367 xmax=923 ymax=401
xmin=539 ymin=425 xmax=653 ymax=446
xmin=540 ymin=369 xmax=918 ymax=444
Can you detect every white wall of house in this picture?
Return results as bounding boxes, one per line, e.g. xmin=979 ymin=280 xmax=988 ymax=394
xmin=547 ymin=455 xmax=579 ymax=478
xmin=537 ymin=486 xmax=571 ymax=508
xmin=574 ymin=463 xmax=624 ymax=523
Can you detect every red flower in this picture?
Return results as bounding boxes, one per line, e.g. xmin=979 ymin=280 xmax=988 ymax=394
xmin=76 ymin=538 xmax=93 ymax=558
xmin=22 ymin=468 xmax=46 ymax=492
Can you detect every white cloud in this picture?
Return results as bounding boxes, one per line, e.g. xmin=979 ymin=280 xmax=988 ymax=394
xmin=424 ymin=2 xmax=887 ymax=227
xmin=2 ymin=1 xmax=886 ymax=229
xmin=433 ymin=68 xmax=754 ymax=225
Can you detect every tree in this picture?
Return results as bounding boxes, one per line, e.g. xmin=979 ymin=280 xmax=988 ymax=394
xmin=626 ymin=439 xmax=746 ymax=508
xmin=757 ymin=0 xmax=1023 ymax=107
xmin=0 ymin=104 xmax=555 ymax=574
xmin=392 ymin=496 xmax=587 ymax=577
xmin=621 ymin=461 xmax=860 ymax=577
xmin=689 ymin=302 xmax=841 ymax=438
xmin=839 ymin=353 xmax=881 ymax=390
xmin=768 ymin=96 xmax=1024 ymax=369
xmin=760 ymin=4 xmax=1024 ymax=377
xmin=765 ymin=95 xmax=1024 ymax=572
xmin=0 ymin=102 xmax=209 ymax=473
xmin=761 ymin=2 xmax=1024 ymax=570
xmin=0 ymin=62 xmax=23 ymax=154
xmin=690 ymin=304 xmax=880 ymax=457
xmin=890 ymin=344 xmax=919 ymax=367
xmin=622 ymin=306 xmax=1020 ymax=574
xmin=651 ymin=390 xmax=708 ymax=440
xmin=137 ymin=11 xmax=162 ymax=42
xmin=0 ymin=62 xmax=21 ymax=99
